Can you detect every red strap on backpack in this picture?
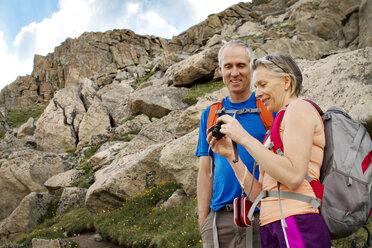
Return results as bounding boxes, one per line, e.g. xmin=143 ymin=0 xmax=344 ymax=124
xmin=207 ymin=99 xmax=224 ymax=130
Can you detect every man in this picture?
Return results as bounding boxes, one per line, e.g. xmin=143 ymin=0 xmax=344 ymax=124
xmin=196 ymin=40 xmax=272 ymax=248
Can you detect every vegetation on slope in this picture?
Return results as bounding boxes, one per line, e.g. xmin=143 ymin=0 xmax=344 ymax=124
xmin=6 ymin=104 xmax=47 ymax=128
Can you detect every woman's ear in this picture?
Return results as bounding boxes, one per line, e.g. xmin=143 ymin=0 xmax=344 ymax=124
xmin=283 ymin=74 xmax=291 ymax=91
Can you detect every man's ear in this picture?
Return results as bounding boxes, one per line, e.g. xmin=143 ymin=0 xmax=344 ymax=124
xmin=219 ymin=66 xmax=222 ymax=73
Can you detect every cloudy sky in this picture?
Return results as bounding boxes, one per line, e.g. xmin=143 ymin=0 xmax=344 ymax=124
xmin=0 ymin=0 xmax=246 ymax=90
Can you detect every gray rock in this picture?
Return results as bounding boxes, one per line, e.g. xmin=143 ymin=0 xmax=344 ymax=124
xmin=0 ymin=149 xmax=75 ymax=219
xmin=128 ymin=85 xmax=189 ymax=118
xmin=0 ymin=192 xmax=54 ymax=244
xmin=57 ymin=187 xmax=88 ymax=214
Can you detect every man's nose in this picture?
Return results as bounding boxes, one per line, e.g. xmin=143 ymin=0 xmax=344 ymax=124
xmin=231 ymin=67 xmax=239 ymax=76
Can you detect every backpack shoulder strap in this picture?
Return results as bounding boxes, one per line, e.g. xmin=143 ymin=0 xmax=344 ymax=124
xmin=207 ymin=98 xmax=224 ymax=130
xmin=256 ymin=99 xmax=273 ymax=131
xmin=270 ymin=99 xmax=323 ymax=155
xmin=270 ymin=107 xmax=286 ymax=155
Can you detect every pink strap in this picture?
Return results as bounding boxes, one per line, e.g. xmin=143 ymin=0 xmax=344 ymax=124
xmin=362 ymin=151 xmax=372 ymax=174
xmin=270 ymin=107 xmax=286 ymax=155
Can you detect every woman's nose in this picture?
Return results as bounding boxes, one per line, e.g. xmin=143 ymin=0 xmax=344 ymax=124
xmin=255 ymin=87 xmax=263 ymax=98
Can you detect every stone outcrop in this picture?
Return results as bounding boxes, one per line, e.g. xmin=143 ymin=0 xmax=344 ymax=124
xmin=164 ymin=46 xmax=220 ymax=87
xmin=0 ymin=149 xmax=77 ymax=219
xmin=16 ymin=117 xmax=36 ymax=139
xmin=34 ymin=87 xmax=84 ymax=153
xmin=85 ymin=143 xmax=175 ymax=213
xmin=57 ymin=187 xmax=88 ymax=214
xmin=0 ymin=192 xmax=54 ymax=243
xmin=298 ymin=47 xmax=372 ymax=129
xmin=159 ymin=129 xmax=200 ymax=195
xmin=128 ymin=85 xmax=189 ymax=118
xmin=44 ymin=169 xmax=85 ymax=193
xmin=359 ymin=0 xmax=372 ymax=48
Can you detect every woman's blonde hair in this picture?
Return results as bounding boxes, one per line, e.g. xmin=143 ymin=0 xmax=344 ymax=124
xmin=250 ymin=54 xmax=303 ymax=96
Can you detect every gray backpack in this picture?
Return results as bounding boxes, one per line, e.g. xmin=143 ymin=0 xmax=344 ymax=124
xmin=319 ymin=106 xmax=372 ymax=239
xmin=249 ymin=103 xmax=372 ymax=243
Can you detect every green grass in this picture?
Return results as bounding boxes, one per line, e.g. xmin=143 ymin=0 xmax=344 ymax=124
xmin=331 ymin=225 xmax=372 ymax=248
xmin=94 ymin=181 xmax=201 ymax=248
xmin=16 ymin=204 xmax=94 ymax=246
xmin=182 ymin=80 xmax=225 ymax=105
xmin=14 ymin=182 xmax=202 ymax=248
xmin=6 ymin=104 xmax=47 ymax=128
xmin=11 ymin=181 xmax=372 ymax=248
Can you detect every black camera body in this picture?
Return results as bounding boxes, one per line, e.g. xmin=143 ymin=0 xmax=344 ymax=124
xmin=208 ymin=122 xmax=225 ymax=140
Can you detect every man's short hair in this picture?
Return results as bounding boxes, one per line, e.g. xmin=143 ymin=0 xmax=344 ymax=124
xmin=218 ymin=40 xmax=254 ymax=66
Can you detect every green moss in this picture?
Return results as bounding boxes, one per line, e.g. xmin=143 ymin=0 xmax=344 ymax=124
xmin=64 ymin=147 xmax=77 ymax=155
xmin=275 ymin=22 xmax=298 ymax=30
xmin=0 ymin=129 xmax=5 ymax=140
xmin=240 ymin=35 xmax=264 ymax=42
xmin=6 ymin=104 xmax=47 ymax=128
xmin=182 ymin=81 xmax=225 ymax=105
xmin=120 ymin=116 xmax=136 ymax=125
xmin=133 ymin=70 xmax=157 ymax=88
xmin=110 ymin=129 xmax=141 ymax=142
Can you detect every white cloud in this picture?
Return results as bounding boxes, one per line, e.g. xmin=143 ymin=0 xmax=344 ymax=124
xmin=0 ymin=32 xmax=33 ymax=90
xmin=0 ymin=0 xmax=244 ymax=90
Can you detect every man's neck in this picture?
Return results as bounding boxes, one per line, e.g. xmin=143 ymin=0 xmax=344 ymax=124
xmin=229 ymin=91 xmax=252 ymax=103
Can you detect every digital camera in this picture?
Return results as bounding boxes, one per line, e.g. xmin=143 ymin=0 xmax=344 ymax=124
xmin=208 ymin=122 xmax=225 ymax=140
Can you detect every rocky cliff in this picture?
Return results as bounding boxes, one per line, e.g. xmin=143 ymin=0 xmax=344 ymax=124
xmin=0 ymin=0 xmax=371 ymax=244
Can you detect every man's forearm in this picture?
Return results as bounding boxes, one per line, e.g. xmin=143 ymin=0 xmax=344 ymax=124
xmin=197 ymin=156 xmax=213 ymax=227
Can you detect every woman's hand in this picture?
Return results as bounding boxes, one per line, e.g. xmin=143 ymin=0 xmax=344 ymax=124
xmin=217 ymin=115 xmax=250 ymax=145
xmin=207 ymin=131 xmax=235 ymax=160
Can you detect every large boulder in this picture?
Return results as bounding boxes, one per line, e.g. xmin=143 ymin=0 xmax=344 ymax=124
xmin=16 ymin=117 xmax=36 ymax=139
xmin=299 ymin=47 xmax=372 ymax=131
xmin=44 ymin=169 xmax=85 ymax=193
xmin=254 ymin=38 xmax=337 ymax=60
xmin=57 ymin=187 xmax=88 ymax=214
xmin=77 ymin=101 xmax=111 ymax=149
xmin=128 ymin=85 xmax=189 ymax=118
xmin=164 ymin=46 xmax=220 ymax=87
xmin=359 ymin=0 xmax=372 ymax=48
xmin=159 ymin=129 xmax=200 ymax=195
xmin=35 ymin=87 xmax=86 ymax=153
xmin=0 ymin=149 xmax=77 ymax=219
xmin=119 ymin=110 xmax=182 ymax=156
xmin=0 ymin=192 xmax=54 ymax=244
xmin=85 ymin=143 xmax=175 ymax=213
xmin=88 ymin=141 xmax=127 ymax=170
xmin=115 ymin=114 xmax=151 ymax=136
xmin=97 ymin=81 xmax=134 ymax=125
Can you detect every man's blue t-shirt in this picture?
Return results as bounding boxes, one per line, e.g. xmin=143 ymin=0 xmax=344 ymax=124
xmin=195 ymin=93 xmax=270 ymax=211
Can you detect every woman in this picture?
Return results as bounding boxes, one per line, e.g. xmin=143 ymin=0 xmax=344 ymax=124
xmin=207 ymin=54 xmax=331 ymax=247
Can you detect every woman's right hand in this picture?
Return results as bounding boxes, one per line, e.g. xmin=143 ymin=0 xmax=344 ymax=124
xmin=207 ymin=131 xmax=235 ymax=160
